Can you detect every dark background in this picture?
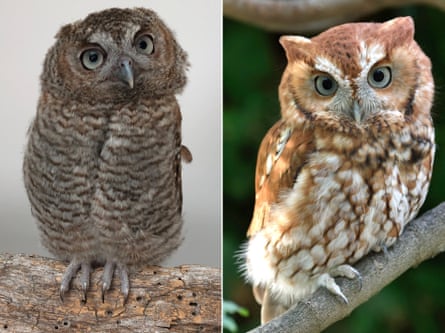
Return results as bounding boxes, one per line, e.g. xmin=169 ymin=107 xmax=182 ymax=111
xmin=224 ymin=5 xmax=445 ymax=332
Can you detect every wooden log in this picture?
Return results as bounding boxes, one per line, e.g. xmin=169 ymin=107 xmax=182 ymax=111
xmin=0 ymin=254 xmax=221 ymax=332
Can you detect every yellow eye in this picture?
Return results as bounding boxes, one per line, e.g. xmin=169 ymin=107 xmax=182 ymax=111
xmin=368 ymin=66 xmax=392 ymax=88
xmin=135 ymin=34 xmax=154 ymax=55
xmin=80 ymin=48 xmax=105 ymax=70
xmin=314 ymin=74 xmax=338 ymax=96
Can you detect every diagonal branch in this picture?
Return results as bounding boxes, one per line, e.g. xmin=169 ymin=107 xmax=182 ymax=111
xmin=0 ymin=254 xmax=221 ymax=333
xmin=248 ymin=202 xmax=445 ymax=333
xmin=224 ymin=0 xmax=445 ymax=32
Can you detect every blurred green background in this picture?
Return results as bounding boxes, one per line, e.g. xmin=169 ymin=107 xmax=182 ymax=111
xmin=223 ymin=5 xmax=445 ymax=333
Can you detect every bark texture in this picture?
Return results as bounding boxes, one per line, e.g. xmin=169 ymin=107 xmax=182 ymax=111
xmin=0 ymin=254 xmax=221 ymax=333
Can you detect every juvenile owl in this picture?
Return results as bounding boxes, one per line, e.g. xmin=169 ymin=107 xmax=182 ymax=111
xmin=23 ymin=7 xmax=191 ymax=301
xmin=243 ymin=17 xmax=435 ymax=323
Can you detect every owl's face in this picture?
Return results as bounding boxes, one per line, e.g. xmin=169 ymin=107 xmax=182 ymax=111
xmin=279 ymin=17 xmax=433 ymax=131
xmin=42 ymin=8 xmax=188 ymax=102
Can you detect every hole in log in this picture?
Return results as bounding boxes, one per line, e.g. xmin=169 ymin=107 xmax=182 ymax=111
xmin=106 ymin=309 xmax=113 ymax=317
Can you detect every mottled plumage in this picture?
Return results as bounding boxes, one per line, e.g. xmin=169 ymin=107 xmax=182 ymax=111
xmin=23 ymin=7 xmax=190 ymax=301
xmin=242 ymin=17 xmax=435 ymax=323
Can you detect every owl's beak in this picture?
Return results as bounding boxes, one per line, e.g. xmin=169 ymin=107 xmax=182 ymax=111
xmin=118 ymin=58 xmax=134 ymax=89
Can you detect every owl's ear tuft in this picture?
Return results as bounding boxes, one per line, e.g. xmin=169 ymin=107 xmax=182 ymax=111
xmin=380 ymin=16 xmax=414 ymax=48
xmin=279 ymin=36 xmax=312 ymax=62
xmin=163 ymin=36 xmax=189 ymax=94
xmin=55 ymin=22 xmax=77 ymax=40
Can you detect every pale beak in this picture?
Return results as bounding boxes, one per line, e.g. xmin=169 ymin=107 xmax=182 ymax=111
xmin=118 ymin=58 xmax=134 ymax=89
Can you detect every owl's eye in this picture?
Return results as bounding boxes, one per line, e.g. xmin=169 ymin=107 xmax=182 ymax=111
xmin=80 ymin=48 xmax=105 ymax=70
xmin=314 ymin=75 xmax=338 ymax=96
xmin=368 ymin=66 xmax=392 ymax=88
xmin=135 ymin=34 xmax=154 ymax=55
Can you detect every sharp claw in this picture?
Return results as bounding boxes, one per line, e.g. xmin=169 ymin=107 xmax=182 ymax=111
xmin=100 ymin=261 xmax=131 ymax=303
xmin=318 ymin=273 xmax=349 ymax=303
xmin=58 ymin=259 xmax=131 ymax=302
xmin=59 ymin=260 xmax=82 ymax=302
xmin=336 ymin=289 xmax=349 ymax=304
xmin=101 ymin=261 xmax=116 ymax=303
xmin=80 ymin=263 xmax=91 ymax=302
xmin=59 ymin=287 xmax=66 ymax=302
xmin=330 ymin=264 xmax=362 ymax=291
xmin=318 ymin=264 xmax=363 ymax=304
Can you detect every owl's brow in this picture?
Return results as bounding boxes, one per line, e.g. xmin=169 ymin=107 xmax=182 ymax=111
xmin=314 ymin=56 xmax=344 ymax=79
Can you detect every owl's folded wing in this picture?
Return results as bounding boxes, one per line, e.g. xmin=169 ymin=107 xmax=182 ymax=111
xmin=247 ymin=120 xmax=314 ymax=237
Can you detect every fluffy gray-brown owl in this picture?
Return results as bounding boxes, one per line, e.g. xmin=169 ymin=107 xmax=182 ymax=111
xmin=23 ymin=7 xmax=191 ymax=301
xmin=242 ymin=17 xmax=435 ymax=323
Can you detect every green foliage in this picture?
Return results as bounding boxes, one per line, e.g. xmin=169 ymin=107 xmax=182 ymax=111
xmin=223 ymin=300 xmax=250 ymax=332
xmin=223 ymin=5 xmax=445 ymax=332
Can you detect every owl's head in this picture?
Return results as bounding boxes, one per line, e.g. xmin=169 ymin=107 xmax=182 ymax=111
xmin=42 ymin=7 xmax=188 ymax=103
xmin=278 ymin=17 xmax=433 ymax=131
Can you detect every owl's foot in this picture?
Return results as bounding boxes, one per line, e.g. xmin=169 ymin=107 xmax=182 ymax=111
xmin=59 ymin=259 xmax=91 ymax=302
xmin=318 ymin=264 xmax=362 ymax=303
xmin=101 ymin=261 xmax=130 ymax=303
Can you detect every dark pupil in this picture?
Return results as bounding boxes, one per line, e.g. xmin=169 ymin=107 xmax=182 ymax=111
xmin=139 ymin=40 xmax=148 ymax=49
xmin=89 ymin=52 xmax=98 ymax=63
xmin=322 ymin=78 xmax=333 ymax=90
xmin=373 ymin=69 xmax=385 ymax=82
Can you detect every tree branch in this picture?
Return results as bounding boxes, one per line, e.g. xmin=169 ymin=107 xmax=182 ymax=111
xmin=224 ymin=0 xmax=445 ymax=32
xmin=0 ymin=254 xmax=221 ymax=332
xmin=248 ymin=202 xmax=445 ymax=333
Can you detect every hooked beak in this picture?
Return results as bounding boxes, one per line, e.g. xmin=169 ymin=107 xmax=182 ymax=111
xmin=118 ymin=58 xmax=134 ymax=89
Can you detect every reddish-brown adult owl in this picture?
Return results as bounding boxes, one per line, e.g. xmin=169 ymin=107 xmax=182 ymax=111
xmin=243 ymin=17 xmax=435 ymax=323
xmin=23 ymin=7 xmax=191 ymax=301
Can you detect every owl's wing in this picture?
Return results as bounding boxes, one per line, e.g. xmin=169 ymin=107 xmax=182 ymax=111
xmin=247 ymin=120 xmax=314 ymax=237
xmin=173 ymin=104 xmax=192 ymax=215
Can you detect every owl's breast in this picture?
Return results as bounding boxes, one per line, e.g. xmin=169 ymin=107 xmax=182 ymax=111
xmin=245 ymin=125 xmax=434 ymax=294
xmin=90 ymin=101 xmax=182 ymax=238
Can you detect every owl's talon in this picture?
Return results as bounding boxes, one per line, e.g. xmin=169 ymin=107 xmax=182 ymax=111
xmin=330 ymin=264 xmax=362 ymax=291
xmin=59 ymin=260 xmax=82 ymax=302
xmin=318 ymin=265 xmax=362 ymax=303
xmin=101 ymin=261 xmax=116 ymax=302
xmin=100 ymin=261 xmax=129 ymax=302
xmin=80 ymin=263 xmax=91 ymax=302
xmin=318 ymin=273 xmax=349 ymax=303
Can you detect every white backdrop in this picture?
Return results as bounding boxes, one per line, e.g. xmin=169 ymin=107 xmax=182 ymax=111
xmin=0 ymin=0 xmax=221 ymax=267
